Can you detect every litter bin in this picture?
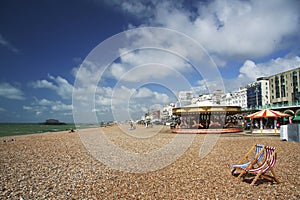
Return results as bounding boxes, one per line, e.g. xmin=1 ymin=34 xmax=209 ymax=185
xmin=280 ymin=125 xmax=288 ymax=141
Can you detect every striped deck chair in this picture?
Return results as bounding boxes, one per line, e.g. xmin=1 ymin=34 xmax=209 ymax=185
xmin=231 ymin=144 xmax=265 ymax=179
xmin=245 ymin=146 xmax=279 ymax=185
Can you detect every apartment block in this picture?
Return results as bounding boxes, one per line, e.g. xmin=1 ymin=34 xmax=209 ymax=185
xmin=269 ymin=68 xmax=300 ymax=105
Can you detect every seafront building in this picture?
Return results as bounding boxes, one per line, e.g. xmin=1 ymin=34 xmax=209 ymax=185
xmin=269 ymin=68 xmax=300 ymax=105
xmin=246 ymin=77 xmax=270 ymax=108
xmin=191 ymin=93 xmax=212 ymax=105
xmin=222 ymin=68 xmax=300 ymax=110
xmin=161 ymin=103 xmax=175 ymax=120
xmin=145 ymin=68 xmax=300 ymax=122
xmin=178 ymin=91 xmax=193 ymax=106
xmin=220 ymin=87 xmax=247 ymax=108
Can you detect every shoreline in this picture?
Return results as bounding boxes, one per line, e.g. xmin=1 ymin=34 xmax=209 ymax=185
xmin=0 ymin=123 xmax=102 ymax=137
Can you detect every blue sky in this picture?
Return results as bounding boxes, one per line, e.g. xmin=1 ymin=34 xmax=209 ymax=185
xmin=0 ymin=0 xmax=300 ymax=123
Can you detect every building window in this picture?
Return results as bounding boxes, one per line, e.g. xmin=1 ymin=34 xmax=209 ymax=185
xmin=292 ymin=71 xmax=299 ymax=102
xmin=280 ymin=75 xmax=285 ymax=98
xmin=275 ymin=76 xmax=280 ymax=98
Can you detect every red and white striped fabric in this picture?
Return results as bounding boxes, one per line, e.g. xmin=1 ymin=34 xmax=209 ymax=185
xmin=248 ymin=146 xmax=276 ymax=174
xmin=246 ymin=109 xmax=290 ymax=118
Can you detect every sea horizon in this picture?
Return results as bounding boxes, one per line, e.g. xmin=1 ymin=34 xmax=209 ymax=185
xmin=0 ymin=123 xmax=105 ymax=137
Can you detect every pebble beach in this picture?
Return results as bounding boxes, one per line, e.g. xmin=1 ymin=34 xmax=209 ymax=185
xmin=0 ymin=125 xmax=299 ymax=199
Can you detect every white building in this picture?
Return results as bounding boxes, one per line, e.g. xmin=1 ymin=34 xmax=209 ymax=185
xmin=221 ymin=87 xmax=247 ymax=108
xmin=257 ymin=77 xmax=270 ymax=106
xmin=212 ymin=90 xmax=224 ymax=104
xmin=247 ymin=77 xmax=270 ymax=108
xmin=161 ymin=103 xmax=175 ymax=119
xmin=191 ymin=93 xmax=212 ymax=104
xmin=178 ymin=91 xmax=194 ymax=106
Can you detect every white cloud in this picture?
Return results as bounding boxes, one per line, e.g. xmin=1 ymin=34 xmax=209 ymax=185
xmin=0 ymin=107 xmax=6 ymax=112
xmin=109 ymin=49 xmax=192 ymax=82
xmin=73 ymin=0 xmax=300 ymax=122
xmin=0 ymin=82 xmax=24 ymax=100
xmin=153 ymin=92 xmax=170 ymax=104
xmin=23 ymin=106 xmax=33 ymax=110
xmin=73 ymin=60 xmax=105 ymax=87
xmin=131 ymin=87 xmax=170 ymax=103
xmin=224 ymin=55 xmax=300 ymax=92
xmin=89 ymin=84 xmax=172 ymax=121
xmin=23 ymin=105 xmax=47 ymax=116
xmin=194 ymin=79 xmax=213 ymax=95
xmin=193 ymin=56 xmax=300 ymax=93
xmin=23 ymin=98 xmax=73 ymax=118
xmin=36 ymin=98 xmax=53 ymax=106
xmin=117 ymin=0 xmax=300 ymax=95
xmin=31 ymin=75 xmax=73 ymax=99
xmin=115 ymin=0 xmax=300 ymax=63
xmin=121 ymin=1 xmax=149 ymax=15
xmin=32 ymin=79 xmax=55 ymax=89
xmin=0 ymin=34 xmax=19 ymax=53
xmin=101 ymin=0 xmax=158 ymax=19
xmin=51 ymin=103 xmax=73 ymax=111
xmin=239 ymin=56 xmax=300 ymax=81
xmin=133 ymin=87 xmax=153 ymax=98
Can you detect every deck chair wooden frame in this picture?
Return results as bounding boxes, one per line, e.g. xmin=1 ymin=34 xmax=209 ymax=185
xmin=246 ymin=146 xmax=279 ymax=185
xmin=232 ymin=145 xmax=279 ymax=185
xmin=231 ymin=144 xmax=265 ymax=178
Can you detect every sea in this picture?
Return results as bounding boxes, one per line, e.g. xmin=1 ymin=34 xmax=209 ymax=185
xmin=0 ymin=123 xmax=101 ymax=137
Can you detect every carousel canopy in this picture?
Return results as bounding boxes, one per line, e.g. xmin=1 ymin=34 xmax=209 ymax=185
xmin=246 ymin=109 xmax=290 ymax=118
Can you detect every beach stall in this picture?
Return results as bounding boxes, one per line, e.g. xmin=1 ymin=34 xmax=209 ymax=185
xmin=245 ymin=109 xmax=290 ymax=134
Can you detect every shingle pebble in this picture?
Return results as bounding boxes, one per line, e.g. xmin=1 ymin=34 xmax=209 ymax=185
xmin=0 ymin=125 xmax=299 ymax=199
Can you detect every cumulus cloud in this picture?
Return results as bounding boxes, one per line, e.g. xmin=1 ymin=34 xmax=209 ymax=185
xmin=31 ymin=75 xmax=73 ymax=99
xmin=87 ymin=84 xmax=172 ymax=121
xmin=110 ymin=85 xmax=171 ymax=121
xmin=95 ymin=85 xmax=171 ymax=107
xmin=73 ymin=0 xmax=300 ymax=122
xmin=132 ymin=87 xmax=170 ymax=103
xmin=96 ymin=0 xmax=300 ymax=93
xmin=241 ymin=56 xmax=300 ymax=80
xmin=224 ymin=55 xmax=300 ymax=92
xmin=23 ymin=105 xmax=45 ymax=116
xmin=109 ymin=49 xmax=192 ymax=82
xmin=94 ymin=0 xmax=300 ymax=65
xmin=23 ymin=98 xmax=73 ymax=117
xmin=133 ymin=87 xmax=153 ymax=98
xmin=51 ymin=103 xmax=73 ymax=111
xmin=124 ymin=0 xmax=300 ymax=94
xmin=0 ymin=82 xmax=24 ymax=100
xmin=117 ymin=0 xmax=300 ymax=63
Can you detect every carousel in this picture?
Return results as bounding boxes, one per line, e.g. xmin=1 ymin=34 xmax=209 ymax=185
xmin=171 ymin=103 xmax=243 ymax=134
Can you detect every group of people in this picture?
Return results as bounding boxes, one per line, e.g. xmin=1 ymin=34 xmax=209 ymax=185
xmin=129 ymin=120 xmax=153 ymax=130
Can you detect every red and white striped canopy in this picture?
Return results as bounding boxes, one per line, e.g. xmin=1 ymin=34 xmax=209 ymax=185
xmin=246 ymin=109 xmax=290 ymax=118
